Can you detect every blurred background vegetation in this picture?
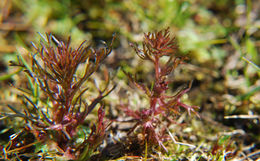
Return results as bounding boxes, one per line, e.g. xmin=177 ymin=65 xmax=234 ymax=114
xmin=0 ymin=0 xmax=259 ymax=160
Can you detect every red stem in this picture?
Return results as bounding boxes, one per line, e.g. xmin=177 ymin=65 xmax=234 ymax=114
xmin=154 ymin=56 xmax=160 ymax=83
xmin=150 ymin=97 xmax=157 ymax=114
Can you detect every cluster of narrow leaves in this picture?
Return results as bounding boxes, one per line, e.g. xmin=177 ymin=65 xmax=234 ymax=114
xmin=1 ymin=34 xmax=115 ymax=160
xmin=124 ymin=28 xmax=199 ymax=152
xmin=0 ymin=28 xmax=200 ymax=160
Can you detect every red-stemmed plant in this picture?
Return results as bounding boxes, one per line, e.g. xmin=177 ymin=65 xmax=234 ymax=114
xmin=123 ymin=28 xmax=199 ymax=152
xmin=3 ymin=34 xmax=115 ymax=160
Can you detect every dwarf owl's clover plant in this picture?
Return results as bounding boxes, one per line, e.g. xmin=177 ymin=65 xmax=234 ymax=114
xmin=123 ymin=28 xmax=199 ymax=152
xmin=1 ymin=28 xmax=199 ymax=159
xmin=4 ymin=34 xmax=115 ymax=159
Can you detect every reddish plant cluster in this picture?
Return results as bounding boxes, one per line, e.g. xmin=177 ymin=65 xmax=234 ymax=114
xmin=124 ymin=28 xmax=199 ymax=151
xmin=30 ymin=35 xmax=114 ymax=139
xmin=1 ymin=28 xmax=199 ymax=160
xmin=4 ymin=34 xmax=115 ymax=159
